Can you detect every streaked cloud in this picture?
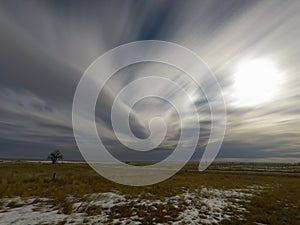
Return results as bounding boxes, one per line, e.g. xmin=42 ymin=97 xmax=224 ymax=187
xmin=0 ymin=0 xmax=299 ymax=162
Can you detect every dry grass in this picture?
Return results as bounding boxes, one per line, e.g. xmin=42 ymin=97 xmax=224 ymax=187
xmin=0 ymin=162 xmax=299 ymax=224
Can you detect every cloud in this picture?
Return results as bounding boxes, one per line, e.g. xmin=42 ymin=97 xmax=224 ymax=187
xmin=0 ymin=0 xmax=299 ymax=162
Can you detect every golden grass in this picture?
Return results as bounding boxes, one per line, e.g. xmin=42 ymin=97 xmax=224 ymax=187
xmin=0 ymin=162 xmax=299 ymax=224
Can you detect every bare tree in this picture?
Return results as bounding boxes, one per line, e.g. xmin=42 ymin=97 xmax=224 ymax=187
xmin=48 ymin=150 xmax=63 ymax=164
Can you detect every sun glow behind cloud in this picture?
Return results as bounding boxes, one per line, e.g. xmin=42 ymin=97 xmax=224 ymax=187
xmin=232 ymin=59 xmax=283 ymax=107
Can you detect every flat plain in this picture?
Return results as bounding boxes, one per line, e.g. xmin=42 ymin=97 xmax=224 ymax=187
xmin=0 ymin=162 xmax=299 ymax=225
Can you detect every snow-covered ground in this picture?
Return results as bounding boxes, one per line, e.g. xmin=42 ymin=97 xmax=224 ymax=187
xmin=0 ymin=186 xmax=263 ymax=225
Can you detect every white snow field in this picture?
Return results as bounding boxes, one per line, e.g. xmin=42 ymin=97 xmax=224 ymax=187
xmin=0 ymin=186 xmax=263 ymax=225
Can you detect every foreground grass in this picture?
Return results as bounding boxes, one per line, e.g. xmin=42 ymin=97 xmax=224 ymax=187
xmin=0 ymin=162 xmax=299 ymax=224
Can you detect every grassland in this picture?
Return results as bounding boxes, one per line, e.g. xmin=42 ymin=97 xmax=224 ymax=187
xmin=0 ymin=162 xmax=299 ymax=224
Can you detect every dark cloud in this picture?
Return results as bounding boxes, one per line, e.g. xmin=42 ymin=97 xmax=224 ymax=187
xmin=0 ymin=0 xmax=299 ymax=162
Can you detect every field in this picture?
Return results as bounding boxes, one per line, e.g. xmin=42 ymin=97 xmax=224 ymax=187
xmin=0 ymin=162 xmax=299 ymax=225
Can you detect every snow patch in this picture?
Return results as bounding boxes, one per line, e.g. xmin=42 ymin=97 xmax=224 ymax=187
xmin=0 ymin=186 xmax=264 ymax=225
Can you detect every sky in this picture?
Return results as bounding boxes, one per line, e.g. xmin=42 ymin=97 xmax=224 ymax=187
xmin=0 ymin=0 xmax=299 ymax=163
